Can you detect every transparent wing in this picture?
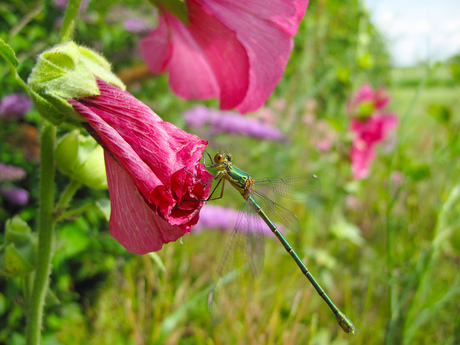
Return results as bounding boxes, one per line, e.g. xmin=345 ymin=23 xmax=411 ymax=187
xmin=207 ymin=200 xmax=265 ymax=322
xmin=255 ymin=174 xmax=321 ymax=200
xmin=253 ymin=190 xmax=302 ymax=233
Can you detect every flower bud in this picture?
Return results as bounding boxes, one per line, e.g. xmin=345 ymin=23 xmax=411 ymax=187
xmin=27 ymin=41 xmax=125 ymax=126
xmin=55 ymin=130 xmax=107 ymax=189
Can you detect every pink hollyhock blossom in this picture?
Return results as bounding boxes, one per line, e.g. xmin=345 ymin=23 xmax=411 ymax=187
xmin=68 ymin=79 xmax=212 ymax=254
xmin=348 ymin=84 xmax=397 ymax=179
xmin=350 ymin=114 xmax=398 ymax=179
xmin=346 ymin=84 xmax=390 ymax=119
xmin=141 ymin=0 xmax=309 ymax=114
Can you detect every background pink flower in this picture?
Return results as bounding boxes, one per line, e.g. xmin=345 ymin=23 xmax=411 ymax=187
xmin=141 ymin=0 xmax=309 ymax=114
xmin=348 ymin=85 xmax=398 ymax=179
xmin=69 ymin=79 xmax=212 ymax=254
xmin=346 ymin=83 xmax=390 ymax=118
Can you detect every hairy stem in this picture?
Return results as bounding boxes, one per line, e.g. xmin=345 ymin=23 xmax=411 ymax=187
xmin=26 ymin=122 xmax=56 ymax=345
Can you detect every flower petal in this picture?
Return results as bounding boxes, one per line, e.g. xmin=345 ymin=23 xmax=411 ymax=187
xmin=141 ymin=0 xmax=308 ymax=113
xmin=196 ymin=0 xmax=309 ymax=113
xmin=142 ymin=7 xmax=249 ymax=109
xmin=105 ymin=152 xmax=186 ymax=254
xmin=351 ymin=142 xmax=375 ymax=179
xmin=69 ymin=97 xmax=171 ymax=214
xmin=139 ymin=16 xmax=172 ymax=74
xmin=70 ymin=79 xmax=211 ymax=223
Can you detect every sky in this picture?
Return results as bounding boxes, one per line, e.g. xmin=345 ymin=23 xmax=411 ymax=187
xmin=364 ymin=0 xmax=460 ymax=66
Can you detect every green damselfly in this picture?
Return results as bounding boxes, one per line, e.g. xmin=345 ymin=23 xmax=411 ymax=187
xmin=201 ymin=151 xmax=355 ymax=334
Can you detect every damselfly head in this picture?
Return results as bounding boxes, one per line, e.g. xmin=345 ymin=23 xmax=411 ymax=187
xmin=213 ymin=152 xmax=233 ymax=165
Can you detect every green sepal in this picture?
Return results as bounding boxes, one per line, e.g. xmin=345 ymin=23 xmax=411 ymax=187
xmin=55 ymin=131 xmax=108 ymax=190
xmin=150 ymin=0 xmax=189 ymax=25
xmin=0 ymin=216 xmax=37 ymax=277
xmin=0 ymin=38 xmax=19 ymax=68
xmin=27 ymin=41 xmax=125 ymax=126
xmin=356 ymin=101 xmax=375 ymax=119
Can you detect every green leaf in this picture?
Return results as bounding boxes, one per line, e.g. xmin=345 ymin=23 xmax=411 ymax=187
xmin=0 ymin=216 xmax=37 ymax=277
xmin=148 ymin=252 xmax=167 ymax=272
xmin=427 ymin=104 xmax=452 ymax=124
xmin=3 ymin=244 xmax=35 ymax=276
xmin=0 ymin=38 xmax=19 ymax=68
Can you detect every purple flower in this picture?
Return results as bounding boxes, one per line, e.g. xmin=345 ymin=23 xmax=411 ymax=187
xmin=193 ymin=204 xmax=279 ymax=238
xmin=0 ymin=94 xmax=32 ymax=121
xmin=183 ymin=105 xmax=286 ymax=142
xmin=123 ymin=18 xmax=153 ymax=35
xmin=0 ymin=187 xmax=29 ymax=206
xmin=0 ymin=163 xmax=26 ymax=182
xmin=53 ymin=0 xmax=89 ymax=11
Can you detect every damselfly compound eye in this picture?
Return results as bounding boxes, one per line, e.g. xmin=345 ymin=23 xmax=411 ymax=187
xmin=214 ymin=153 xmax=224 ymax=164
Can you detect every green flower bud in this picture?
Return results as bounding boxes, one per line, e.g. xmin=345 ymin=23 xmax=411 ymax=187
xmin=356 ymin=101 xmax=375 ymax=119
xmin=27 ymin=41 xmax=125 ymax=126
xmin=55 ymin=130 xmax=108 ymax=189
xmin=0 ymin=216 xmax=37 ymax=277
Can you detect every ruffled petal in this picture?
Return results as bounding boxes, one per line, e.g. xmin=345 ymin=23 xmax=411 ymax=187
xmin=106 ymin=152 xmax=185 ymax=254
xmin=69 ymin=79 xmax=212 ymax=252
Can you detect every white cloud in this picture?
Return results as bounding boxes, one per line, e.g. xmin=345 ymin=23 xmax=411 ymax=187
xmin=364 ymin=0 xmax=460 ymax=66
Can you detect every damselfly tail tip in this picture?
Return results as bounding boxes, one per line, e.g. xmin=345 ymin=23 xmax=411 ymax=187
xmin=337 ymin=313 xmax=355 ymax=334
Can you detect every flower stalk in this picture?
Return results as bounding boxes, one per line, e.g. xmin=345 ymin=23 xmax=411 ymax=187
xmin=26 ymin=0 xmax=83 ymax=343
xmin=26 ymin=122 xmax=57 ymax=345
xmin=58 ymin=0 xmax=83 ymax=44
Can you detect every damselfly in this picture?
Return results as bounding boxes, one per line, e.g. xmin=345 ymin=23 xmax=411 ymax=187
xmin=200 ymin=151 xmax=355 ymax=334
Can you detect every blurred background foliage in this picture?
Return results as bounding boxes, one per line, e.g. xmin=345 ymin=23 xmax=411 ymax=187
xmin=1 ymin=0 xmax=460 ymax=344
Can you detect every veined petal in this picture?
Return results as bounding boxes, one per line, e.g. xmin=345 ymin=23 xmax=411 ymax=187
xmin=196 ymin=0 xmax=307 ymax=113
xmin=106 ymin=152 xmax=185 ymax=254
xmin=141 ymin=0 xmax=308 ymax=113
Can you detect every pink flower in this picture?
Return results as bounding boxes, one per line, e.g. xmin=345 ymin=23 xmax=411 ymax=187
xmin=350 ymin=114 xmax=398 ymax=179
xmin=348 ymin=84 xmax=398 ymax=179
xmin=68 ymin=79 xmax=212 ymax=254
xmin=346 ymin=84 xmax=390 ymax=119
xmin=140 ymin=0 xmax=309 ymax=114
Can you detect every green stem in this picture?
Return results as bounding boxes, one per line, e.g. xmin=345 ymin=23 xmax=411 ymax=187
xmin=58 ymin=0 xmax=83 ymax=43
xmin=57 ymin=203 xmax=92 ymax=222
xmin=55 ymin=179 xmax=82 ymax=213
xmin=26 ymin=123 xmax=57 ymax=345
